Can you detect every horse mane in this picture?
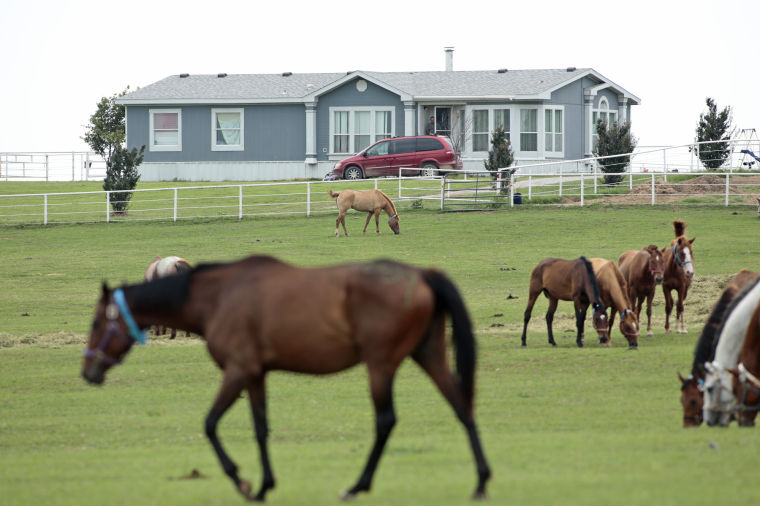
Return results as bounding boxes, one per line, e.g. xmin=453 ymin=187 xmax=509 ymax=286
xmin=128 ymin=271 xmax=193 ymax=312
xmin=579 ymin=256 xmax=602 ymax=307
xmin=692 ymin=284 xmax=741 ymax=376
xmin=673 ymin=220 xmax=687 ymax=238
xmin=379 ymin=190 xmax=397 ymax=215
xmin=711 ymin=276 xmax=760 ymax=356
xmin=644 ymin=244 xmax=659 ymax=254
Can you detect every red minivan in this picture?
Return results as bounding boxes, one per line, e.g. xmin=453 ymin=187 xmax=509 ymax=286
xmin=332 ymin=135 xmax=461 ymax=180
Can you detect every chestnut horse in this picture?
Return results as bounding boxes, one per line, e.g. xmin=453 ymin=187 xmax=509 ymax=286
xmin=329 ymin=189 xmax=400 ymax=237
xmin=702 ymin=277 xmax=760 ymax=426
xmin=678 ymin=270 xmax=760 ymax=427
xmin=521 ymin=256 xmax=609 ymax=348
xmin=662 ymin=220 xmax=696 ymax=334
xmin=618 ymin=245 xmax=665 ymax=338
xmin=590 ymin=258 xmax=639 ymax=349
xmin=82 ymin=256 xmax=490 ymax=501
xmin=730 ymin=296 xmax=760 ymax=426
xmin=144 ymin=255 xmax=193 ymax=339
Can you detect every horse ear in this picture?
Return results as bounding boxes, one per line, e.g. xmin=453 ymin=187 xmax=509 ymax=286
xmin=100 ymin=281 xmax=110 ymax=299
xmin=678 ymin=372 xmax=686 ymax=383
xmin=689 ymin=237 xmax=696 ymax=245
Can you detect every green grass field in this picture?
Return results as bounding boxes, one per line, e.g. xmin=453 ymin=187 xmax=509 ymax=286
xmin=2 ymin=187 xmax=760 ymax=505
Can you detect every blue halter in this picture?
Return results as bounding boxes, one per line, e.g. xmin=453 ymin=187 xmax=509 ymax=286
xmin=113 ymin=289 xmax=148 ymax=344
xmin=673 ymin=243 xmax=692 ymax=268
xmin=387 ymin=214 xmax=398 ymax=224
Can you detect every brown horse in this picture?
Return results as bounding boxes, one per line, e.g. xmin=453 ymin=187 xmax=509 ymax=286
xmin=521 ymin=256 xmax=609 ymax=348
xmin=618 ymin=245 xmax=665 ymax=338
xmin=662 ymin=220 xmax=696 ymax=334
xmin=730 ymin=297 xmax=760 ymax=426
xmin=678 ymin=270 xmax=760 ymax=427
xmin=82 ymin=256 xmax=490 ymax=501
xmin=144 ymin=255 xmax=193 ymax=339
xmin=590 ymin=258 xmax=640 ymax=349
xmin=329 ymin=189 xmax=400 ymax=237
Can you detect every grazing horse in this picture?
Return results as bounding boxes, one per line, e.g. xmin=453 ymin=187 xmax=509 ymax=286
xmin=662 ymin=220 xmax=696 ymax=334
xmin=590 ymin=258 xmax=639 ymax=349
xmin=82 ymin=256 xmax=490 ymax=501
xmin=702 ymin=277 xmax=760 ymax=426
xmin=329 ymin=189 xmax=400 ymax=237
xmin=678 ymin=270 xmax=760 ymax=427
xmin=618 ymin=245 xmax=665 ymax=338
xmin=730 ymin=297 xmax=760 ymax=426
xmin=144 ymin=255 xmax=193 ymax=339
xmin=521 ymin=256 xmax=609 ymax=348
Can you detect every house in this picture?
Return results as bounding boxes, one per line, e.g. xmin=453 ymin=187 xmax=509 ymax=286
xmin=119 ymin=52 xmax=639 ymax=181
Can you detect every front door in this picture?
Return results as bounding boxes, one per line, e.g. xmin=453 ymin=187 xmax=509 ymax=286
xmin=435 ymin=107 xmax=451 ymax=137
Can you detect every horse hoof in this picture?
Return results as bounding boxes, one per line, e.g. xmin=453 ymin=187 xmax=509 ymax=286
xmin=472 ymin=490 xmax=488 ymax=500
xmin=647 ymin=332 xmax=654 ymax=338
xmin=238 ymin=480 xmax=253 ymax=500
xmin=340 ymin=490 xmax=357 ymax=502
xmin=521 ymin=344 xmax=527 ymax=348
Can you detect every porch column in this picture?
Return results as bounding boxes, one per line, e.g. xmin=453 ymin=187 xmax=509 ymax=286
xmin=583 ymin=91 xmax=595 ymax=157
xmin=305 ymin=102 xmax=317 ymax=164
xmin=404 ymin=102 xmax=415 ymax=136
xmin=617 ymin=97 xmax=628 ymax=124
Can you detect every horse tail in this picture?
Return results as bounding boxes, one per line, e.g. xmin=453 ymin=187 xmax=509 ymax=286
xmin=673 ymin=220 xmax=687 ymax=237
xmin=579 ymin=256 xmax=603 ymax=309
xmin=328 ymin=189 xmax=340 ymax=199
xmin=422 ymin=269 xmax=476 ymax=410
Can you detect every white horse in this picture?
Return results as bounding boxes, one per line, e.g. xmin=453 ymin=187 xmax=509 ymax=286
xmin=144 ymin=255 xmax=193 ymax=338
xmin=702 ymin=278 xmax=760 ymax=426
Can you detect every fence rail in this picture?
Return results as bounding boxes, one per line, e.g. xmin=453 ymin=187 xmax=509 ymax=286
xmin=0 ymin=152 xmax=107 ymax=181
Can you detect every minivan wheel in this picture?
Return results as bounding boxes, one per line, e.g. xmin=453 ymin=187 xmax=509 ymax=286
xmin=343 ymin=166 xmax=363 ymax=180
xmin=420 ymin=163 xmax=438 ymax=177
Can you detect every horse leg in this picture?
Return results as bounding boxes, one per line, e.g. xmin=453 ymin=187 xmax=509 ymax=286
xmin=374 ymin=210 xmax=381 ymax=234
xmin=676 ymin=289 xmax=687 ymax=334
xmin=247 ymin=378 xmax=276 ymax=501
xmin=362 ymin=212 xmax=373 ymax=234
xmin=411 ymin=332 xmax=490 ymax=499
xmin=663 ymin=287 xmax=674 ymax=334
xmin=342 ymin=368 xmax=397 ymax=499
xmin=521 ymin=293 xmax=540 ymax=347
xmin=605 ymin=311 xmax=615 ymax=348
xmin=572 ymin=299 xmax=585 ymax=348
xmin=336 ymin=212 xmax=349 ymax=237
xmin=170 ymin=327 xmax=177 ymax=339
xmin=546 ymin=297 xmax=559 ymax=347
xmin=205 ymin=368 xmax=253 ymax=500
xmin=645 ymin=292 xmax=654 ymax=337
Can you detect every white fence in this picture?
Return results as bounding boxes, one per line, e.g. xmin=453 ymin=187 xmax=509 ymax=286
xmin=0 ymin=152 xmax=107 ymax=181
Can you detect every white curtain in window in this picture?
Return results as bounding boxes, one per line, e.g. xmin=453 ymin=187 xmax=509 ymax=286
xmin=355 ymin=111 xmax=371 ymax=152
xmin=216 ymin=112 xmax=241 ymax=146
xmin=375 ymin=111 xmax=391 ymax=140
xmin=520 ymin=109 xmax=537 ymax=151
xmin=334 ymin=111 xmax=349 ymax=153
xmin=472 ymin=110 xmax=489 ymax=152
xmin=153 ymin=112 xmax=178 ymax=145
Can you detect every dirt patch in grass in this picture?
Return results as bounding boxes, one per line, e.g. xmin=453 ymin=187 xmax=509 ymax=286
xmin=591 ymin=174 xmax=760 ymax=205
xmin=0 ymin=331 xmax=202 ymax=349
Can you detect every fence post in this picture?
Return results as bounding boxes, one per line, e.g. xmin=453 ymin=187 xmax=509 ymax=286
xmin=559 ymin=168 xmax=563 ymax=197
xmin=629 ymin=170 xmax=633 ymax=190
xmin=593 ymin=165 xmax=598 ymax=193
xmin=398 ymin=172 xmax=402 ymax=200
xmin=374 ymin=179 xmax=378 ymax=190
xmin=44 ymin=194 xmax=48 ymax=225
xmin=106 ymin=191 xmax=110 ymax=223
xmin=725 ymin=172 xmax=729 ymax=206
xmin=173 ymin=188 xmax=178 ymax=222
xmin=306 ymin=182 xmax=311 ymax=217
xmin=651 ymin=173 xmax=655 ymax=206
xmin=239 ymin=185 xmax=243 ymax=220
xmin=580 ymin=173 xmax=584 ymax=206
xmin=528 ymin=175 xmax=532 ymax=200
xmin=71 ymin=152 xmax=75 ymax=181
xmin=509 ymin=180 xmax=514 ymax=208
xmin=440 ymin=177 xmax=445 ymax=211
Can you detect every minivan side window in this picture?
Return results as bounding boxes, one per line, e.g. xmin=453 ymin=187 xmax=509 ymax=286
xmin=417 ymin=138 xmax=444 ymax=152
xmin=392 ymin=138 xmax=417 ymax=155
xmin=366 ymin=141 xmax=389 ymax=157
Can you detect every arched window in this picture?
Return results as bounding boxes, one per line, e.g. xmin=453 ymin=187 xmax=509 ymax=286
xmin=592 ymin=97 xmax=617 ymax=147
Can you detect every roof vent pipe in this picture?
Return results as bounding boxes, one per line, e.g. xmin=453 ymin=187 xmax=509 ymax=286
xmin=498 ymin=68 xmax=508 ymax=73
xmin=217 ymin=73 xmax=227 ymax=78
xmin=444 ymin=47 xmax=454 ymax=71
xmin=282 ymin=72 xmax=293 ymax=77
xmin=566 ymin=67 xmax=577 ymax=72
xmin=179 ymin=73 xmax=189 ymax=78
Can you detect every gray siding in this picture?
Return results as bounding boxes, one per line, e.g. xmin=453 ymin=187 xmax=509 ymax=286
xmin=127 ymin=104 xmax=306 ymax=162
xmin=549 ymin=80 xmax=584 ymax=160
xmin=315 ymin=78 xmax=404 ymax=161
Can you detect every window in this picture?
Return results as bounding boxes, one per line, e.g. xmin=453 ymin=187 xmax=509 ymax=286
xmin=149 ymin=109 xmax=182 ymax=151
xmin=472 ymin=110 xmax=489 ymax=152
xmin=494 ymin=109 xmax=510 ymax=141
xmin=520 ymin=109 xmax=538 ymax=152
xmin=329 ymin=107 xmax=395 ymax=154
xmin=417 ymin=138 xmax=444 ymax=152
xmin=365 ymin=140 xmax=389 ymax=157
xmin=592 ymin=98 xmax=616 ymax=147
xmin=545 ymin=108 xmax=563 ymax=154
xmin=392 ymin=138 xmax=416 ymax=154
xmin=212 ymin=108 xmax=244 ymax=151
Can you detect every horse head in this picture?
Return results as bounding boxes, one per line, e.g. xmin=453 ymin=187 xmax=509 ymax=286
xmin=591 ymin=305 xmax=610 ymax=344
xmin=619 ymin=309 xmax=639 ymax=349
xmin=387 ymin=214 xmax=400 ymax=235
xmin=679 ymin=372 xmax=704 ymax=427
xmin=702 ymin=361 xmax=735 ymax=427
xmin=672 ymin=237 xmax=696 ymax=281
xmin=645 ymin=245 xmax=665 ymax=284
xmin=81 ymin=283 xmax=145 ymax=385
xmin=729 ymin=364 xmax=760 ymax=427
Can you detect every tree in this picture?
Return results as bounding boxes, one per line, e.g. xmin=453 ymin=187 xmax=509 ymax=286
xmin=83 ymin=88 xmax=145 ymax=214
xmin=483 ymin=125 xmax=515 ymax=192
xmin=593 ymin=120 xmax=637 ymax=185
xmin=695 ymin=97 xmax=733 ymax=170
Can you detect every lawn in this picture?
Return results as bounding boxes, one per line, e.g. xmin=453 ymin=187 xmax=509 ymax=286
xmin=1 ymin=192 xmax=759 ymax=505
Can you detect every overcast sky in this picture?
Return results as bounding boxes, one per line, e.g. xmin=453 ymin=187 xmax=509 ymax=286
xmin=1 ymin=0 xmax=757 ymax=153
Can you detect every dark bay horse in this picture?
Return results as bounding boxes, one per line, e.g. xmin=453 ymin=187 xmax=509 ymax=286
xmin=730 ymin=295 xmax=760 ymax=426
xmin=144 ymin=255 xmax=193 ymax=339
xmin=521 ymin=256 xmax=608 ymax=348
xmin=590 ymin=258 xmax=639 ymax=349
xmin=329 ymin=189 xmax=400 ymax=237
xmin=662 ymin=220 xmax=696 ymax=334
xmin=82 ymin=256 xmax=490 ymax=501
xmin=618 ymin=245 xmax=665 ymax=338
xmin=679 ymin=270 xmax=760 ymax=427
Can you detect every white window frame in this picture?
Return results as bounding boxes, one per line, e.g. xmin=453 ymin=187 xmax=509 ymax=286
xmin=149 ymin=108 xmax=182 ymax=152
xmin=328 ymin=107 xmax=395 ymax=156
xmin=518 ymin=107 xmax=538 ymax=154
xmin=211 ymin=108 xmax=244 ymax=151
xmin=467 ymin=106 xmax=512 ymax=153
xmin=592 ymin=97 xmax=617 ymax=148
xmin=544 ymin=106 xmax=564 ymax=156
